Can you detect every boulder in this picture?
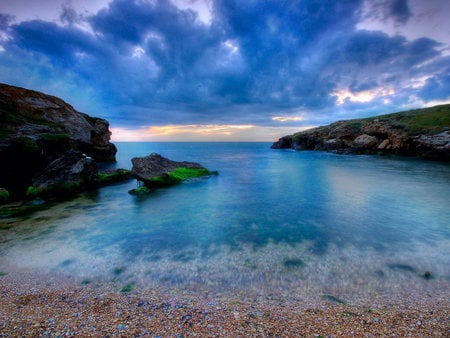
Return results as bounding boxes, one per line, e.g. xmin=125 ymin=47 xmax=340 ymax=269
xmin=131 ymin=153 xmax=215 ymax=188
xmin=29 ymin=149 xmax=97 ymax=198
xmin=378 ymin=139 xmax=390 ymax=150
xmin=388 ymin=133 xmax=408 ymax=150
xmin=323 ymin=138 xmax=345 ymax=150
xmin=352 ymin=134 xmax=378 ymax=150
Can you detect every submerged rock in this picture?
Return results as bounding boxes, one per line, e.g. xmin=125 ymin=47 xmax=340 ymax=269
xmin=387 ymin=263 xmax=435 ymax=280
xmin=131 ymin=153 xmax=217 ymax=188
xmin=128 ymin=186 xmax=152 ymax=196
xmin=319 ymin=294 xmax=347 ymax=305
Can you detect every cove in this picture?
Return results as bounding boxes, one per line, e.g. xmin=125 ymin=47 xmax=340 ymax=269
xmin=0 ymin=142 xmax=449 ymax=303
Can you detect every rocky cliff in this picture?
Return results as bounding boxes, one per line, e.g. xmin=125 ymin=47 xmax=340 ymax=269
xmin=0 ymin=83 xmax=117 ymax=200
xmin=272 ymin=104 xmax=450 ymax=161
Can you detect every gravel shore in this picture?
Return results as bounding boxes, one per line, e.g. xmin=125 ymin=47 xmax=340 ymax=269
xmin=0 ymin=271 xmax=448 ymax=337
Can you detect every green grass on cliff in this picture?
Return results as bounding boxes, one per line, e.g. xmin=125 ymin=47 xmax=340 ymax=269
xmin=341 ymin=104 xmax=450 ymax=135
xmin=374 ymin=104 xmax=450 ymax=135
xmin=294 ymin=104 xmax=450 ymax=139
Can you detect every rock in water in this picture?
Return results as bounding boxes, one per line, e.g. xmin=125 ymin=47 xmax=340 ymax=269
xmin=131 ymin=153 xmax=216 ymax=188
xmin=270 ymin=135 xmax=293 ymax=149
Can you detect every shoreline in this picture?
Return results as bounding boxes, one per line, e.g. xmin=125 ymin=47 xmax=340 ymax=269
xmin=1 ymin=270 xmax=448 ymax=337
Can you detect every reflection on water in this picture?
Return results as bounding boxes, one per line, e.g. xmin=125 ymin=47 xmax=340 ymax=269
xmin=1 ymin=143 xmax=449 ymax=302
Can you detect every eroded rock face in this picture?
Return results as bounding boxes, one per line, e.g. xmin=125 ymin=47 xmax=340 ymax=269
xmin=32 ymin=150 xmax=97 ymax=197
xmin=271 ymin=106 xmax=450 ymax=161
xmin=131 ymin=153 xmax=205 ymax=184
xmin=84 ymin=116 xmax=117 ymax=162
xmin=352 ymin=134 xmax=378 ymax=150
xmin=270 ymin=135 xmax=293 ymax=149
xmin=0 ymin=83 xmax=117 ymax=199
xmin=0 ymin=83 xmax=116 ymax=161
xmin=415 ymin=131 xmax=450 ymax=160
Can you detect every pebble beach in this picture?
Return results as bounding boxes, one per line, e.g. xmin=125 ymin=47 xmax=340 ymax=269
xmin=1 ymin=270 xmax=448 ymax=337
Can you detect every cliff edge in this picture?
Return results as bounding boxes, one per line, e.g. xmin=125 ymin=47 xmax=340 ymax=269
xmin=0 ymin=83 xmax=118 ymax=200
xmin=271 ymin=104 xmax=450 ymax=161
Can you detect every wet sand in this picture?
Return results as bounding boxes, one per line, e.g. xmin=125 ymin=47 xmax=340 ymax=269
xmin=0 ymin=270 xmax=448 ymax=337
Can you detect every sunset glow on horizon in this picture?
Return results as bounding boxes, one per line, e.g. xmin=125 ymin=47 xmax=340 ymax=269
xmin=1 ymin=0 xmax=449 ymax=141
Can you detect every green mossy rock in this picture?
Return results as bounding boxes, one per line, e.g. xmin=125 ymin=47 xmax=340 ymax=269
xmin=148 ymin=167 xmax=218 ymax=187
xmin=131 ymin=153 xmax=218 ymax=188
xmin=0 ymin=188 xmax=10 ymax=204
xmin=128 ymin=186 xmax=152 ymax=195
xmin=97 ymin=169 xmax=131 ymax=185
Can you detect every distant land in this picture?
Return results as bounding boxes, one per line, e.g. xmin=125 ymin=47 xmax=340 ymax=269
xmin=272 ymin=104 xmax=450 ymax=161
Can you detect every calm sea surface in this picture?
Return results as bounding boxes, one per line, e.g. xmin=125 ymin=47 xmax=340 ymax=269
xmin=1 ymin=142 xmax=449 ymax=302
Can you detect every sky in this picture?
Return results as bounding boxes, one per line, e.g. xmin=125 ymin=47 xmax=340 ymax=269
xmin=1 ymin=0 xmax=449 ymax=141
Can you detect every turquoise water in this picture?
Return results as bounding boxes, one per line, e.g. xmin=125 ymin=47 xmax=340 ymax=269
xmin=1 ymin=142 xmax=449 ymax=302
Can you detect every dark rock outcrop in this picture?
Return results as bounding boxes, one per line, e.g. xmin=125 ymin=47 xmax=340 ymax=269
xmin=131 ymin=153 xmax=205 ymax=181
xmin=131 ymin=153 xmax=215 ymax=188
xmin=271 ymin=104 xmax=450 ymax=161
xmin=0 ymin=83 xmax=118 ymax=200
xmin=97 ymin=169 xmax=132 ymax=186
xmin=29 ymin=150 xmax=97 ymax=198
xmin=414 ymin=131 xmax=450 ymax=160
xmin=352 ymin=134 xmax=378 ymax=150
xmin=270 ymin=135 xmax=293 ymax=149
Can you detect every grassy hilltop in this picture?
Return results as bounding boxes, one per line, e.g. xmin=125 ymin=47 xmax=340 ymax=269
xmin=272 ymin=104 xmax=450 ymax=161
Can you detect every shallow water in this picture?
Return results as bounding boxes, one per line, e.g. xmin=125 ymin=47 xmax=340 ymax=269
xmin=1 ymin=142 xmax=449 ymax=302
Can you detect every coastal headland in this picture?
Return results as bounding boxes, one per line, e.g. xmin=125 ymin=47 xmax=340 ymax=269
xmin=272 ymin=105 xmax=450 ymax=161
xmin=0 ymin=84 xmax=215 ymax=204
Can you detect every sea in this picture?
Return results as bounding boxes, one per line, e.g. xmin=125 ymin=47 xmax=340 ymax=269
xmin=1 ymin=142 xmax=449 ymax=303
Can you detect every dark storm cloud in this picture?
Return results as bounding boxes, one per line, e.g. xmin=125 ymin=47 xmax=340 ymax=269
xmin=329 ymin=32 xmax=442 ymax=91
xmin=0 ymin=13 xmax=14 ymax=29
xmin=389 ymin=0 xmax=411 ymax=24
xmin=0 ymin=0 xmax=448 ymax=129
xmin=359 ymin=0 xmax=412 ymax=26
xmin=11 ymin=20 xmax=98 ymax=64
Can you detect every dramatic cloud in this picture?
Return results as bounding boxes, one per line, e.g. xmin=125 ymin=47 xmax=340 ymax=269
xmin=0 ymin=0 xmax=449 ymax=140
